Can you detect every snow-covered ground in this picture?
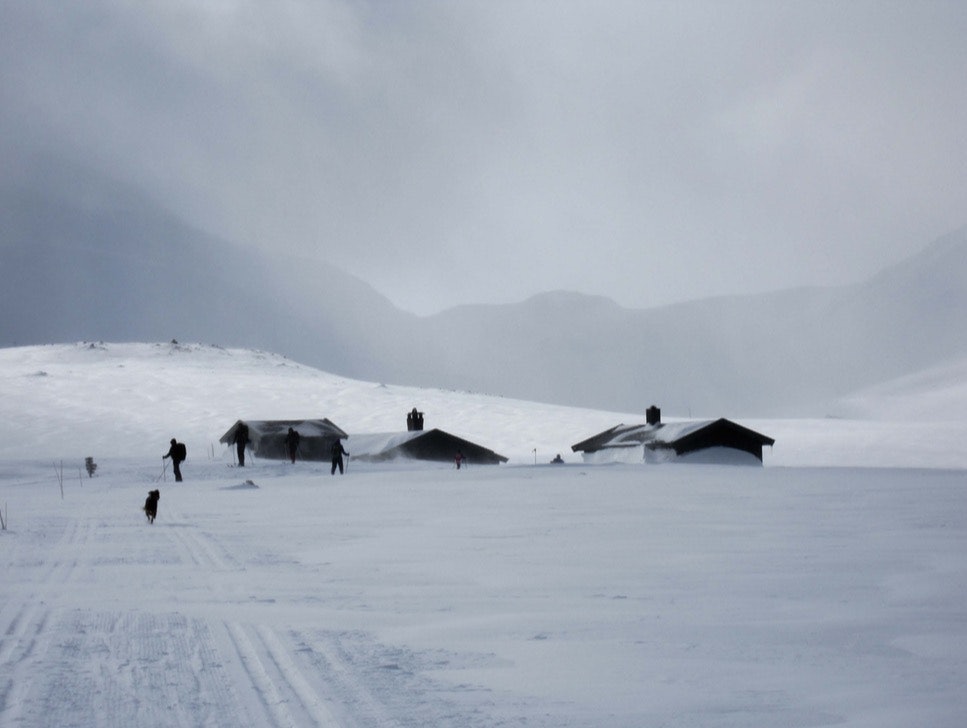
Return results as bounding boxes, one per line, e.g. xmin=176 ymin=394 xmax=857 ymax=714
xmin=1 ymin=342 xmax=966 ymax=726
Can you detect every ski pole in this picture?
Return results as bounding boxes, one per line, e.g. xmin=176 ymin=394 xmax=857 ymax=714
xmin=162 ymin=457 xmax=167 ymax=482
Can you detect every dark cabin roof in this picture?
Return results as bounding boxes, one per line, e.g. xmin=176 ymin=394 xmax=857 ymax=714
xmin=572 ymin=418 xmax=775 ymax=462
xmin=219 ymin=419 xmax=348 ymax=461
xmin=349 ymin=428 xmax=508 ymax=465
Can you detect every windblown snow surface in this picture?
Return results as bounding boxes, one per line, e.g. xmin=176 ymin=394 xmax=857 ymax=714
xmin=1 ymin=342 xmax=965 ymax=727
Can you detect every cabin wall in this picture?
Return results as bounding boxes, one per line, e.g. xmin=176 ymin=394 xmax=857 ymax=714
xmin=253 ymin=435 xmax=340 ymax=461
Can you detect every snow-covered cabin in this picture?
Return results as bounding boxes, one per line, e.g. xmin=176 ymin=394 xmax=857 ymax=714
xmin=219 ymin=419 xmax=347 ymax=461
xmin=571 ymin=406 xmax=775 ymax=465
xmin=348 ymin=410 xmax=508 ymax=465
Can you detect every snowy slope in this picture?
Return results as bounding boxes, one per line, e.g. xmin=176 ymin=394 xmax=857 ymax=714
xmin=2 ymin=341 xmax=966 ymax=468
xmin=828 ymin=356 xmax=967 ymax=421
xmin=0 ymin=342 xmax=639 ymax=465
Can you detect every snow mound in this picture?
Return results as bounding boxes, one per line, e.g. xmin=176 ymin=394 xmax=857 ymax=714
xmin=221 ymin=480 xmax=259 ymax=490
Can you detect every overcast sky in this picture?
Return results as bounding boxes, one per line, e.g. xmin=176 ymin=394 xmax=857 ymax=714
xmin=2 ymin=1 xmax=965 ymax=314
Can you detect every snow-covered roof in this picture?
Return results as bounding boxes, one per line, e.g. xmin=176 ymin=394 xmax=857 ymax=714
xmin=218 ymin=418 xmax=347 ymax=444
xmin=570 ymin=422 xmax=664 ymax=451
xmin=348 ymin=428 xmax=508 ymax=464
xmin=572 ymin=418 xmax=775 ymax=462
xmin=347 ymin=430 xmax=425 ymax=457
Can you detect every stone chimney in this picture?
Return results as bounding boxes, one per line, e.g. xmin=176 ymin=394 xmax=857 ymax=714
xmin=406 ymin=408 xmax=424 ymax=431
xmin=646 ymin=405 xmax=661 ymax=425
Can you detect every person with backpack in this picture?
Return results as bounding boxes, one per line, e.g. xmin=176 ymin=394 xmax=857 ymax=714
xmin=164 ymin=438 xmax=186 ymax=482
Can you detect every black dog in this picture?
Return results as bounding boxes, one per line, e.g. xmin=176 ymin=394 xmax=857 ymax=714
xmin=143 ymin=489 xmax=160 ymax=524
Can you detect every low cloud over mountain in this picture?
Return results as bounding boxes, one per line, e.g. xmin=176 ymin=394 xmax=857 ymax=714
xmin=2 ymin=154 xmax=964 ymax=416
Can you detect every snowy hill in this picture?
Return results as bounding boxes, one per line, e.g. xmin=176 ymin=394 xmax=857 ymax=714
xmin=0 ymin=342 xmax=637 ymax=464
xmin=827 ymin=356 xmax=967 ymax=422
xmin=2 ymin=341 xmax=966 ymax=468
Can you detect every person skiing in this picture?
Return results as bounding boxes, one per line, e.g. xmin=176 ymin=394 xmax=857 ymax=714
xmin=330 ymin=438 xmax=349 ymax=475
xmin=455 ymin=450 xmax=465 ymax=470
xmin=233 ymin=421 xmax=250 ymax=467
xmin=163 ymin=438 xmax=186 ymax=482
xmin=285 ymin=427 xmax=300 ymax=464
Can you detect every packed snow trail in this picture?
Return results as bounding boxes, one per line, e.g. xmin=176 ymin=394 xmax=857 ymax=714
xmin=0 ymin=461 xmax=517 ymax=727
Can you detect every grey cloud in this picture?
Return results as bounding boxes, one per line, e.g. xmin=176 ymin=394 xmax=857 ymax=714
xmin=2 ymin=0 xmax=965 ymax=314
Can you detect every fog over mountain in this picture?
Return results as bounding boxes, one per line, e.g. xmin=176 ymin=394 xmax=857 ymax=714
xmin=2 ymin=154 xmax=964 ymax=416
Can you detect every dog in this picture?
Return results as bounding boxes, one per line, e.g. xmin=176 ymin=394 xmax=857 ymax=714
xmin=143 ymin=489 xmax=160 ymax=524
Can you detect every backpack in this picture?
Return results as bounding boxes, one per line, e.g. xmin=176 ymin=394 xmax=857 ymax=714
xmin=174 ymin=442 xmax=187 ymax=461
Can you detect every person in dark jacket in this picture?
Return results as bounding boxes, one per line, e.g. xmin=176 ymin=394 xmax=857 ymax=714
xmin=163 ymin=438 xmax=185 ymax=482
xmin=330 ymin=439 xmax=349 ymax=475
xmin=285 ymin=427 xmax=300 ymax=464
xmin=234 ymin=422 xmax=250 ymax=467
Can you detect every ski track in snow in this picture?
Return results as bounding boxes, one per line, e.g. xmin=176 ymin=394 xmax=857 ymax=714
xmin=0 ymin=465 xmax=522 ymax=728
xmin=0 ymin=513 xmax=88 ymax=725
xmin=158 ymin=489 xmax=483 ymax=727
xmin=0 ymin=489 xmax=245 ymax=727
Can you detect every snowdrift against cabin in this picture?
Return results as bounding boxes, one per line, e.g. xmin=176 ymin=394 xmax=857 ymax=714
xmin=347 ymin=408 xmax=507 ymax=465
xmin=572 ymin=406 xmax=775 ymax=465
xmin=348 ymin=428 xmax=508 ymax=465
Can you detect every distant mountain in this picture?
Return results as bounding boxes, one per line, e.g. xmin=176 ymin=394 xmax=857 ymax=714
xmin=395 ymin=228 xmax=967 ymax=416
xmin=0 ymin=152 xmax=414 ymax=377
xmin=2 ymin=153 xmax=965 ymax=416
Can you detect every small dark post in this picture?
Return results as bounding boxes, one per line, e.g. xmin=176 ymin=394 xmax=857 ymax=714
xmin=646 ymin=405 xmax=661 ymax=425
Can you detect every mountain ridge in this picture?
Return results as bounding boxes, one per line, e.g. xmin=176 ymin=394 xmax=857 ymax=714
xmin=2 ymin=154 xmax=964 ymax=416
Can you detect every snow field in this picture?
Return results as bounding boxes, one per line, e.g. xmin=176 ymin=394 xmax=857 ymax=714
xmin=1 ymin=459 xmax=966 ymax=726
xmin=1 ymin=342 xmax=966 ymax=725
